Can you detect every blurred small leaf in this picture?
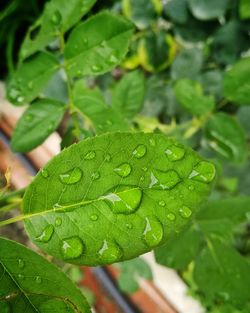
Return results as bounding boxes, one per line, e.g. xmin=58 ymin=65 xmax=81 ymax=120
xmin=199 ymin=70 xmax=223 ymax=100
xmin=164 ymin=0 xmax=189 ymax=24
xmin=188 ymin=0 xmax=229 ymax=20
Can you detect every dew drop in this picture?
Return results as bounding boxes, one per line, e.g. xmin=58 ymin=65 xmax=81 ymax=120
xmin=100 ymin=40 xmax=106 ymax=47
xmin=126 ymin=223 xmax=133 ymax=229
xmin=41 ymin=168 xmax=49 ymax=178
xmin=189 ymin=161 xmax=216 ymax=184
xmin=179 ymin=206 xmax=192 ymax=219
xmin=18 ymin=259 xmax=25 ymax=269
xmin=84 ymin=151 xmax=96 ymax=160
xmin=61 ymin=237 xmax=84 ymax=259
xmin=77 ymin=70 xmax=82 ymax=76
xmin=149 ymin=138 xmax=156 ymax=146
xmin=114 ymin=163 xmax=131 ymax=177
xmin=18 ymin=274 xmax=24 ymax=280
xmin=149 ymin=170 xmax=181 ymax=190
xmin=106 ymin=120 xmax=113 ymax=126
xmin=36 ymin=224 xmax=54 ymax=242
xmin=27 ymin=81 xmax=33 ymax=90
xmin=104 ymin=154 xmax=111 ymax=162
xmin=108 ymin=53 xmax=118 ymax=65
xmin=165 ymin=144 xmax=185 ymax=161
xmin=24 ymin=114 xmax=33 ymax=121
xmin=143 ymin=217 xmax=163 ymax=248
xmin=17 ymin=96 xmax=24 ymax=103
xmin=167 ymin=213 xmax=176 ymax=221
xmin=133 ymin=144 xmax=147 ymax=158
xmin=158 ymin=200 xmax=166 ymax=207
xmin=35 ymin=276 xmax=42 ymax=284
xmin=91 ymin=64 xmax=103 ymax=73
xmin=98 ymin=240 xmax=122 ymax=263
xmin=8 ymin=87 xmax=21 ymax=102
xmin=140 ymin=176 xmax=145 ymax=181
xmin=51 ymin=10 xmax=62 ymax=25
xmin=91 ymin=172 xmax=100 ymax=180
xmin=59 ymin=167 xmax=83 ymax=184
xmin=83 ymin=38 xmax=88 ymax=46
xmin=188 ymin=184 xmax=195 ymax=191
xmin=90 ymin=214 xmax=98 ymax=221
xmin=55 ymin=217 xmax=62 ymax=227
xmin=142 ymin=167 xmax=148 ymax=172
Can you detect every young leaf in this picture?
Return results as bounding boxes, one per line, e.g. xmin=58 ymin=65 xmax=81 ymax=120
xmin=112 ymin=70 xmax=145 ymax=119
xmin=7 ymin=52 xmax=59 ymax=106
xmin=193 ymin=240 xmax=250 ymax=308
xmin=174 ymin=78 xmax=215 ymax=116
xmin=11 ymin=99 xmax=66 ymax=152
xmin=187 ymin=0 xmax=229 ymax=20
xmin=0 ymin=237 xmax=90 ymax=313
xmin=64 ymin=11 xmax=134 ymax=77
xmin=22 ymin=132 xmax=215 ymax=266
xmin=223 ymin=57 xmax=250 ymax=105
xmin=73 ymin=80 xmax=129 ymax=133
xmin=204 ymin=112 xmax=247 ymax=163
xmin=20 ymin=0 xmax=97 ymax=59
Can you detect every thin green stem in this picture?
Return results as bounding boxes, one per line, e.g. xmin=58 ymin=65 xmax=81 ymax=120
xmin=0 ymin=201 xmax=22 ymax=214
xmin=0 ymin=188 xmax=25 ymax=207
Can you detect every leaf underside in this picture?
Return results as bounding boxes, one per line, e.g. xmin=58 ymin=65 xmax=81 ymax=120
xmin=23 ymin=132 xmax=215 ymax=266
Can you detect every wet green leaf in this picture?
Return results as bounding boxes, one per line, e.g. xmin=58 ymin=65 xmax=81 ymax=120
xmin=64 ymin=11 xmax=134 ymax=77
xmin=223 ymin=57 xmax=250 ymax=105
xmin=204 ymin=112 xmax=247 ymax=163
xmin=188 ymin=0 xmax=229 ymax=20
xmin=7 ymin=52 xmax=59 ymax=106
xmin=20 ymin=0 xmax=97 ymax=59
xmin=0 ymin=237 xmax=90 ymax=313
xmin=10 ymin=99 xmax=66 ymax=152
xmin=23 ymin=132 xmax=215 ymax=266
xmin=112 ymin=70 xmax=145 ymax=119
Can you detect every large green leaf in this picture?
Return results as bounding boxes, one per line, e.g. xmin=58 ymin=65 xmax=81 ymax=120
xmin=0 ymin=237 xmax=90 ymax=313
xmin=10 ymin=99 xmax=66 ymax=152
xmin=188 ymin=0 xmax=229 ymax=20
xmin=112 ymin=70 xmax=145 ymax=119
xmin=20 ymin=0 xmax=97 ymax=59
xmin=7 ymin=52 xmax=59 ymax=106
xmin=174 ymin=78 xmax=215 ymax=116
xmin=194 ymin=240 xmax=250 ymax=308
xmin=64 ymin=11 xmax=134 ymax=77
xmin=22 ymin=132 xmax=215 ymax=266
xmin=204 ymin=112 xmax=247 ymax=163
xmin=73 ymin=80 xmax=129 ymax=133
xmin=223 ymin=57 xmax=250 ymax=105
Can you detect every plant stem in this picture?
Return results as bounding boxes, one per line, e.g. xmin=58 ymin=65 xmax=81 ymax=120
xmin=0 ymin=188 xmax=25 ymax=207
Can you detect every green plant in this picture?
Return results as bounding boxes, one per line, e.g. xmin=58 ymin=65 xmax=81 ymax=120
xmin=1 ymin=0 xmax=250 ymax=312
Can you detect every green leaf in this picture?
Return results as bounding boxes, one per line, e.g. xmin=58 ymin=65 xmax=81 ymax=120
xmin=20 ymin=0 xmax=97 ymax=59
xmin=193 ymin=240 xmax=250 ymax=308
xmin=187 ymin=0 xmax=229 ymax=20
xmin=174 ymin=78 xmax=215 ymax=116
xmin=154 ymin=225 xmax=202 ymax=270
xmin=10 ymin=99 xmax=66 ymax=152
xmin=73 ymin=80 xmax=129 ymax=133
xmin=64 ymin=11 xmax=134 ymax=77
xmin=22 ymin=132 xmax=215 ymax=266
xmin=199 ymin=70 xmax=223 ymax=100
xmin=116 ymin=257 xmax=152 ymax=293
xmin=0 ymin=237 xmax=90 ymax=313
xmin=164 ymin=0 xmax=189 ymax=24
xmin=7 ymin=52 xmax=59 ymax=106
xmin=239 ymin=0 xmax=250 ymax=20
xmin=112 ymin=70 xmax=145 ymax=119
xmin=223 ymin=57 xmax=250 ymax=105
xmin=204 ymin=112 xmax=247 ymax=163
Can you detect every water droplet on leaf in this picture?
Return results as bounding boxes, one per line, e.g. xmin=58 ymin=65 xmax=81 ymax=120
xmin=91 ymin=64 xmax=103 ymax=73
xmin=18 ymin=274 xmax=24 ymax=280
xmin=90 ymin=214 xmax=98 ymax=221
xmin=51 ymin=10 xmax=62 ymax=25
xmin=55 ymin=217 xmax=62 ymax=227
xmin=35 ymin=276 xmax=42 ymax=284
xmin=36 ymin=224 xmax=54 ymax=242
xmin=98 ymin=240 xmax=122 ymax=263
xmin=84 ymin=151 xmax=95 ymax=160
xmin=41 ymin=169 xmax=49 ymax=178
xmin=189 ymin=161 xmax=216 ymax=183
xmin=104 ymin=154 xmax=111 ymax=162
xmin=179 ymin=206 xmax=192 ymax=219
xmin=143 ymin=217 xmax=163 ymax=248
xmin=126 ymin=223 xmax=133 ymax=229
xmin=149 ymin=170 xmax=181 ymax=190
xmin=142 ymin=167 xmax=148 ymax=172
xmin=149 ymin=138 xmax=156 ymax=146
xmin=159 ymin=200 xmax=166 ymax=207
xmin=91 ymin=172 xmax=100 ymax=180
xmin=188 ymin=184 xmax=195 ymax=190
xmin=133 ymin=144 xmax=147 ymax=158
xmin=61 ymin=237 xmax=84 ymax=259
xmin=18 ymin=259 xmax=25 ymax=269
xmin=114 ymin=163 xmax=131 ymax=178
xmin=59 ymin=167 xmax=83 ymax=184
xmin=27 ymin=81 xmax=33 ymax=90
xmin=167 ymin=213 xmax=176 ymax=221
xmin=165 ymin=144 xmax=185 ymax=161
xmin=108 ymin=53 xmax=118 ymax=65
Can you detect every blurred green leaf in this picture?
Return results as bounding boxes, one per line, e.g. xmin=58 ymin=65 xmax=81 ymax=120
xmin=188 ymin=0 xmax=229 ymax=20
xmin=164 ymin=0 xmax=189 ymax=24
xmin=239 ymin=0 xmax=250 ymax=20
xmin=199 ymin=70 xmax=223 ymax=100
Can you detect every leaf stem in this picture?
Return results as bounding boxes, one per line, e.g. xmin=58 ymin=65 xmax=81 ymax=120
xmin=0 ymin=188 xmax=25 ymax=207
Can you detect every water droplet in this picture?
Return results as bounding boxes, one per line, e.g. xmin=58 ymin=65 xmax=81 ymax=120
xmin=77 ymin=70 xmax=82 ymax=76
xmin=84 ymin=151 xmax=95 ymax=160
xmin=36 ymin=224 xmax=54 ymax=242
xmin=108 ymin=53 xmax=118 ymax=65
xmin=143 ymin=217 xmax=163 ymax=248
xmin=61 ymin=237 xmax=84 ymax=259
xmin=165 ymin=144 xmax=185 ymax=161
xmin=167 ymin=213 xmax=176 ymax=221
xmin=18 ymin=274 xmax=24 ymax=280
xmin=149 ymin=170 xmax=181 ymax=190
xmin=8 ymin=87 xmax=21 ymax=102
xmin=100 ymin=40 xmax=106 ymax=47
xmin=188 ymin=184 xmax=195 ymax=190
xmin=106 ymin=120 xmax=113 ymax=126
xmin=24 ymin=114 xmax=33 ymax=121
xmin=189 ymin=161 xmax=216 ymax=183
xmin=91 ymin=172 xmax=100 ymax=180
xmin=142 ymin=167 xmax=148 ymax=172
xmin=27 ymin=81 xmax=33 ymax=90
xmin=90 ymin=214 xmax=98 ymax=221
xmin=133 ymin=144 xmax=147 ymax=159
xmin=35 ymin=276 xmax=42 ymax=284
xmin=126 ymin=223 xmax=133 ymax=229
xmin=59 ymin=167 xmax=83 ymax=184
xmin=140 ymin=176 xmax=145 ymax=181
xmin=179 ymin=206 xmax=192 ymax=219
xmin=83 ymin=38 xmax=88 ymax=46
xmin=149 ymin=138 xmax=156 ymax=146
xmin=98 ymin=240 xmax=122 ymax=263
xmin=51 ymin=10 xmax=62 ymax=25
xmin=47 ymin=122 xmax=54 ymax=132
xmin=41 ymin=168 xmax=49 ymax=178
xmin=17 ymin=96 xmax=24 ymax=103
xmin=55 ymin=217 xmax=62 ymax=227
xmin=114 ymin=163 xmax=131 ymax=177
xmin=104 ymin=154 xmax=111 ymax=162
xmin=18 ymin=259 xmax=25 ymax=269
xmin=91 ymin=64 xmax=103 ymax=73
xmin=159 ymin=200 xmax=166 ymax=207
xmin=102 ymin=187 xmax=142 ymax=214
